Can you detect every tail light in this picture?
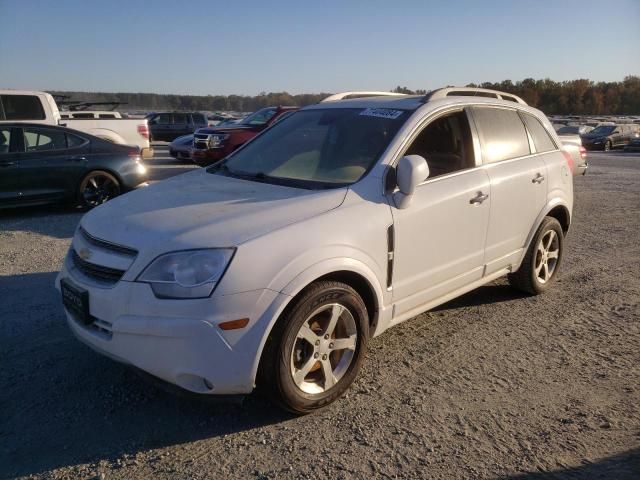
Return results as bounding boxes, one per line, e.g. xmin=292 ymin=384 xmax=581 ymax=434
xmin=137 ymin=124 xmax=149 ymax=139
xmin=579 ymin=146 xmax=587 ymax=159
xmin=561 ymin=150 xmax=574 ymax=173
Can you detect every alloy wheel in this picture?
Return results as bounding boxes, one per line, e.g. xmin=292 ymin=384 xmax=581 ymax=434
xmin=535 ymin=229 xmax=560 ymax=284
xmin=82 ymin=173 xmax=120 ymax=207
xmin=290 ymin=303 xmax=357 ymax=394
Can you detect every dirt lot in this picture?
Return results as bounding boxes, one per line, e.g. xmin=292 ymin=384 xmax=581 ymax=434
xmin=1 ymin=149 xmax=638 ymax=479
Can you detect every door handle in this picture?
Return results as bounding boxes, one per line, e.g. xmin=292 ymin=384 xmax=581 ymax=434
xmin=469 ymin=191 xmax=489 ymax=205
xmin=532 ymin=173 xmax=545 ymax=184
xmin=68 ymin=156 xmax=87 ymax=162
xmin=0 ymin=161 xmax=16 ymax=167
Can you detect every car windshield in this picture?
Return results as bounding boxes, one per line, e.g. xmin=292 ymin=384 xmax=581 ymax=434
xmin=209 ymin=108 xmax=408 ymax=189
xmin=240 ymin=107 xmax=278 ymax=126
xmin=589 ymin=126 xmax=615 ymax=136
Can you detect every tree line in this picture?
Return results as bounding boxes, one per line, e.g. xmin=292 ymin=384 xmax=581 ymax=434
xmin=50 ymin=76 xmax=640 ymax=115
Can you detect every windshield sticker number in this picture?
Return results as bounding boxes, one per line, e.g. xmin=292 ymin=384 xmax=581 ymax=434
xmin=359 ymin=108 xmax=404 ymax=120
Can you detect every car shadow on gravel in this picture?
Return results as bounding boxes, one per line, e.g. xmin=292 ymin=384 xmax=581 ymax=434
xmin=433 ymin=282 xmax=528 ymax=312
xmin=0 ymin=204 xmax=83 ymax=239
xmin=0 ymin=271 xmax=294 ymax=479
xmin=502 ymin=447 xmax=640 ymax=479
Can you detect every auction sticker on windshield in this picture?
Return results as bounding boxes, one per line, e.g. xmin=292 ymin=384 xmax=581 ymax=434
xmin=359 ymin=108 xmax=404 ymax=120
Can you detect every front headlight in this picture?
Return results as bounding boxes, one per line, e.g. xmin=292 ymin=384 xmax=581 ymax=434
xmin=209 ymin=134 xmax=230 ymax=148
xmin=137 ymin=249 xmax=234 ymax=299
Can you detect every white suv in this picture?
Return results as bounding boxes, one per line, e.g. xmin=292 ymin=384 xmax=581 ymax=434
xmin=56 ymin=88 xmax=573 ymax=413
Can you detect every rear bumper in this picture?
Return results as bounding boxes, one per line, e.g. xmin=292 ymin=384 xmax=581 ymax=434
xmin=141 ymin=147 xmax=154 ymax=159
xmin=578 ymin=163 xmax=588 ymax=175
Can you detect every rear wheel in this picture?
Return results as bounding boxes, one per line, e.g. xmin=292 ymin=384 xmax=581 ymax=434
xmin=258 ymin=281 xmax=369 ymax=414
xmin=78 ymin=170 xmax=121 ymax=208
xmin=508 ymin=217 xmax=564 ymax=295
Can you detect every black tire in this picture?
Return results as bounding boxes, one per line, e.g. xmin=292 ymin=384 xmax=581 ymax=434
xmin=509 ymin=217 xmax=564 ymax=295
xmin=604 ymin=140 xmax=611 ymax=152
xmin=258 ymin=281 xmax=369 ymax=414
xmin=78 ymin=170 xmax=121 ymax=208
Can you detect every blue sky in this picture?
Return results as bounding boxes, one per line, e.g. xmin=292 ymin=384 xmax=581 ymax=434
xmin=1 ymin=0 xmax=638 ymax=95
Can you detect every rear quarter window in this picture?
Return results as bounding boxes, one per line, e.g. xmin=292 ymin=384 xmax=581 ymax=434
xmin=472 ymin=107 xmax=530 ymax=163
xmin=1 ymin=94 xmax=46 ymax=120
xmin=521 ymin=113 xmax=557 ymax=153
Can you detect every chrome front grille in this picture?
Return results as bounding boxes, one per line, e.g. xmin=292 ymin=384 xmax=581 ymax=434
xmin=194 ymin=134 xmax=210 ymax=150
xmin=79 ymin=226 xmax=138 ymax=256
xmin=71 ymin=249 xmax=125 ymax=284
xmin=69 ymin=227 xmax=137 ymax=285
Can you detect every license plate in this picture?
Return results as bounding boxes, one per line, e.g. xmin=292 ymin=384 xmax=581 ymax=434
xmin=61 ymin=278 xmax=91 ymax=324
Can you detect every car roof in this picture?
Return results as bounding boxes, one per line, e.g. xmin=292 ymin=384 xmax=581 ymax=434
xmin=304 ymin=95 xmax=424 ymax=111
xmin=302 ymin=94 xmax=534 ymax=113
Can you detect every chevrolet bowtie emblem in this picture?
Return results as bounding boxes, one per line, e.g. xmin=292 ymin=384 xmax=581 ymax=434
xmin=78 ymin=247 xmax=92 ymax=261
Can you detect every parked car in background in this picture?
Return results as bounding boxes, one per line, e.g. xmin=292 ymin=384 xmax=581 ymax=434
xmin=146 ymin=112 xmax=208 ymax=142
xmin=0 ymin=90 xmax=152 ymax=158
xmin=556 ymin=125 xmax=593 ymax=136
xmin=207 ymin=114 xmax=240 ymax=127
xmin=168 ymin=134 xmax=193 ymax=161
xmin=625 ymin=136 xmax=640 ymax=152
xmin=559 ymin=135 xmax=588 ymax=175
xmin=0 ymin=123 xmax=147 ymax=209
xmin=60 ymin=111 xmax=125 ymax=119
xmin=191 ymin=106 xmax=298 ymax=166
xmin=581 ymin=124 xmax=639 ymax=151
xmin=55 ymin=88 xmax=573 ymax=413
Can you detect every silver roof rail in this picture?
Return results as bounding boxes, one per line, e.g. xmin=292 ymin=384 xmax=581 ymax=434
xmin=320 ymin=91 xmax=407 ymax=103
xmin=423 ymin=87 xmax=527 ymax=105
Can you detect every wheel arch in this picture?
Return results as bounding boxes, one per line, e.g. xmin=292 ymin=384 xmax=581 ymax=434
xmin=76 ymin=168 xmax=124 ymax=202
xmin=516 ymin=200 xmax=571 ymax=271
xmin=250 ymin=261 xmax=385 ymax=388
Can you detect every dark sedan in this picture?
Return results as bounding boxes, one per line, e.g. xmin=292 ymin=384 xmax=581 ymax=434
xmin=0 ymin=123 xmax=148 ymax=209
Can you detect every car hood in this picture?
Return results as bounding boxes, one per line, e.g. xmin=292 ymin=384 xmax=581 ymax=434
xmin=81 ymin=169 xmax=348 ymax=255
xmin=196 ymin=124 xmax=258 ymax=135
xmin=581 ymin=134 xmax=606 ymax=140
xmin=170 ymin=134 xmax=194 ymax=146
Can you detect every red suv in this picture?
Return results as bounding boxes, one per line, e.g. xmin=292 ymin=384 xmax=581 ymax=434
xmin=191 ymin=106 xmax=298 ymax=166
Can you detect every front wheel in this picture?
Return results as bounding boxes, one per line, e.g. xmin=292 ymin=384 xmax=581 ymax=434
xmin=258 ymin=281 xmax=369 ymax=414
xmin=78 ymin=170 xmax=121 ymax=208
xmin=509 ymin=217 xmax=564 ymax=295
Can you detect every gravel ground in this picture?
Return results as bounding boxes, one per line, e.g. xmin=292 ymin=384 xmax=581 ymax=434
xmin=1 ymin=149 xmax=638 ymax=479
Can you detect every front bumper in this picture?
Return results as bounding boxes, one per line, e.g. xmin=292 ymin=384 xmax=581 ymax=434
xmin=191 ymin=148 xmax=226 ymax=166
xmin=56 ymin=255 xmax=289 ymax=395
xmin=141 ymin=147 xmax=154 ymax=160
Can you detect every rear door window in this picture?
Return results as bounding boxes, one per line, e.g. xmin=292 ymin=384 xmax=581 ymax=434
xmin=472 ymin=107 xmax=530 ymax=163
xmin=1 ymin=94 xmax=46 ymax=120
xmin=0 ymin=128 xmax=14 ymax=154
xmin=23 ymin=128 xmax=68 ymax=152
xmin=173 ymin=113 xmax=188 ymax=124
xmin=521 ymin=113 xmax=557 ymax=153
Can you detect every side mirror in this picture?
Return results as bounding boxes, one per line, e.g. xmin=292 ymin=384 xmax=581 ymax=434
xmin=393 ymin=155 xmax=429 ymax=209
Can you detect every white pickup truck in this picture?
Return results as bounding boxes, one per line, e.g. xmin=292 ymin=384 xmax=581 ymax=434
xmin=0 ymin=90 xmax=152 ymax=158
